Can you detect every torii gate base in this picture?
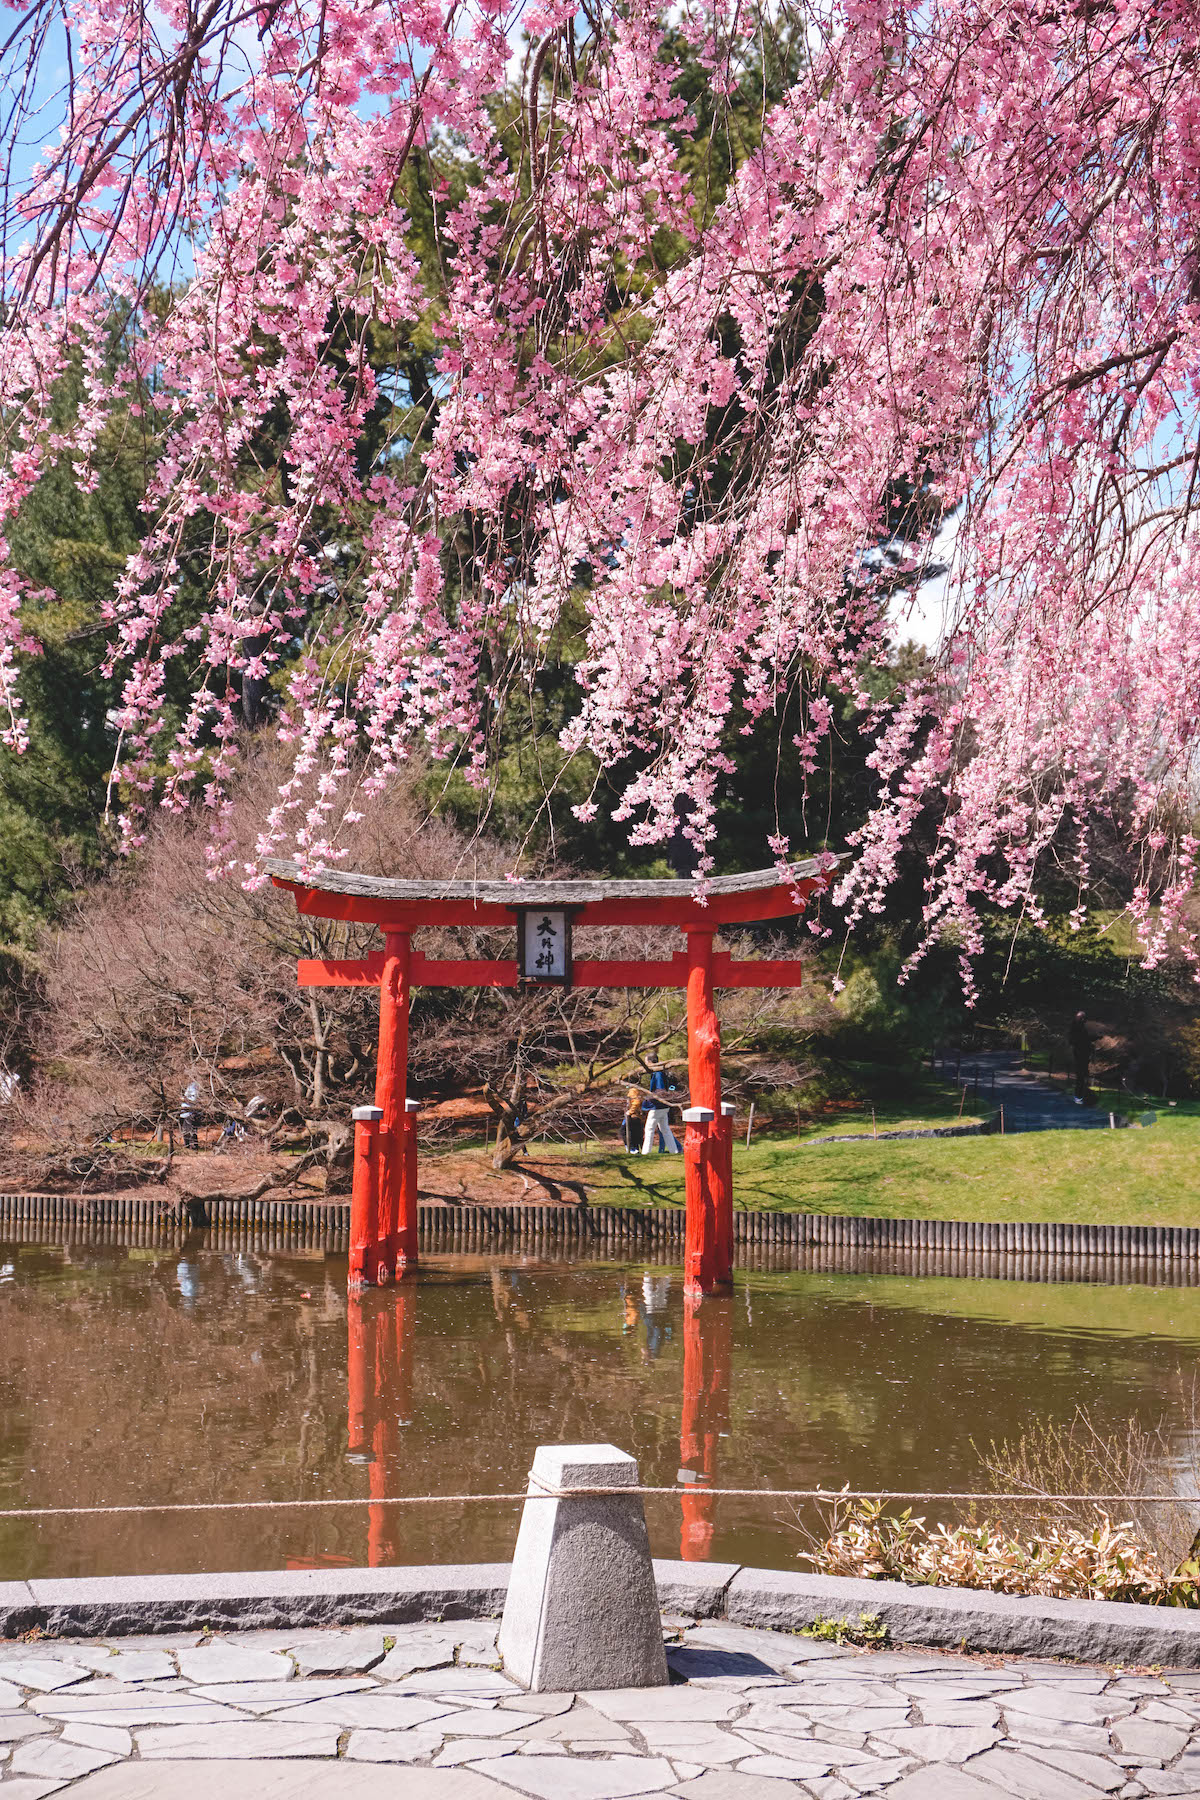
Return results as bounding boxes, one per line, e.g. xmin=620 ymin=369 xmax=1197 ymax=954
xmin=269 ymin=858 xmax=831 ymax=1297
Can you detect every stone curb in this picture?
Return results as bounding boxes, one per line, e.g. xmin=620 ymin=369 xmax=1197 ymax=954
xmin=724 ymin=1566 xmax=1200 ymax=1667
xmin=0 ymin=1565 xmax=511 ymax=1641
xmin=6 ymin=1560 xmax=1200 ymax=1666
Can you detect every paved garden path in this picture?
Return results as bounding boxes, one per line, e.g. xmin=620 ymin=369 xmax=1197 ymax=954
xmin=0 ymin=1614 xmax=1198 ymax=1798
xmin=945 ymin=1051 xmax=1114 ymax=1132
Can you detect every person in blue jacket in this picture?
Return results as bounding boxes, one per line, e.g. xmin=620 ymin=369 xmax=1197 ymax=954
xmin=640 ymin=1057 xmax=681 ymax=1154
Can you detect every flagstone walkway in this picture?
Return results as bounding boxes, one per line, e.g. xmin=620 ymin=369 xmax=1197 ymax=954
xmin=1 ymin=1615 xmax=1198 ymax=1799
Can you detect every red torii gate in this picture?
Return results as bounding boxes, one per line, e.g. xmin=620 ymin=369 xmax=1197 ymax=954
xmin=267 ymin=857 xmax=830 ymax=1297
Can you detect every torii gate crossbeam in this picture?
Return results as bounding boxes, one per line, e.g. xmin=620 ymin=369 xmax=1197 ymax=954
xmin=267 ymin=857 xmax=832 ymax=1298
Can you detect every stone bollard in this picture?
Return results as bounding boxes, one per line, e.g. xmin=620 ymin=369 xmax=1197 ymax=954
xmin=498 ymin=1444 xmax=668 ymax=1692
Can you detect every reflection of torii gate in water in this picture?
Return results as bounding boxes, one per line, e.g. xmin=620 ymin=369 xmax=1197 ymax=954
xmin=268 ymin=857 xmax=829 ymax=1297
xmin=347 ymin=1289 xmax=414 ymax=1569
xmin=678 ymin=1293 xmax=733 ymax=1560
xmin=347 ymin=1284 xmax=732 ymax=1565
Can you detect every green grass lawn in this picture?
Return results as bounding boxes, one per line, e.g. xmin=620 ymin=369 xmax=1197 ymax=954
xmin=475 ymin=1106 xmax=1200 ymax=1225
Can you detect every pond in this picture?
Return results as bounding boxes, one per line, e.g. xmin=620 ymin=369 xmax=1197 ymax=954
xmin=1 ymin=1237 xmax=1199 ymax=1582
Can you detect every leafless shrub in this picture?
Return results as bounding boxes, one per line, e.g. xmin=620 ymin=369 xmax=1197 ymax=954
xmin=975 ymin=1401 xmax=1200 ymax=1570
xmin=22 ymin=746 xmax=523 ymax=1147
xmin=789 ymin=1399 xmax=1200 ymax=1604
xmin=0 ymin=1139 xmax=170 ymax=1195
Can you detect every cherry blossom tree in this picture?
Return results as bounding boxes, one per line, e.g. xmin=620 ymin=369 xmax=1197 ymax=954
xmin=2 ymin=0 xmax=1199 ymax=984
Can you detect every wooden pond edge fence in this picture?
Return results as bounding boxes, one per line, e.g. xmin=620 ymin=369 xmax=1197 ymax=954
xmin=1 ymin=1192 xmax=1198 ymax=1275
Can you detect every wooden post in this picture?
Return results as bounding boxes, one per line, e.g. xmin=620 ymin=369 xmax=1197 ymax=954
xmin=373 ymin=930 xmax=412 ymax=1284
xmin=686 ymin=930 xmax=730 ymax=1291
xmin=348 ymin=1105 xmax=383 ymax=1291
xmin=683 ymin=1107 xmax=716 ymax=1299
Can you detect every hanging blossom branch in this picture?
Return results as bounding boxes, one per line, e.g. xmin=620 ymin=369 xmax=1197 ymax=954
xmin=2 ymin=0 xmax=1200 ymax=971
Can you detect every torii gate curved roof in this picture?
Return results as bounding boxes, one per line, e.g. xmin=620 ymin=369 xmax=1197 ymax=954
xmin=264 ymin=855 xmax=833 ymax=929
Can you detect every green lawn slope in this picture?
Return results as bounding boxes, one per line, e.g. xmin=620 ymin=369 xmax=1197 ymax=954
xmin=491 ymin=1104 xmax=1200 ymax=1226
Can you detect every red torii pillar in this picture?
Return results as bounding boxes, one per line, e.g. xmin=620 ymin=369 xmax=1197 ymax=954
xmin=375 ymin=932 xmax=419 ymax=1280
xmin=373 ymin=932 xmax=408 ymax=1280
xmin=684 ymin=931 xmax=732 ymax=1298
xmin=347 ymin=933 xmax=419 ymax=1291
xmin=349 ymin=1104 xmax=383 ymax=1289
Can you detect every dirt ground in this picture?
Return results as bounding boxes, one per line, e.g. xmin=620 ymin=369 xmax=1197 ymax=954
xmin=0 ymin=1139 xmax=609 ymax=1208
xmin=0 ymin=1082 xmax=637 ymax=1207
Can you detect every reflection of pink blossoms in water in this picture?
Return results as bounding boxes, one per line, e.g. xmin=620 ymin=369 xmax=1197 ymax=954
xmin=3 ymin=0 xmax=1200 ymax=974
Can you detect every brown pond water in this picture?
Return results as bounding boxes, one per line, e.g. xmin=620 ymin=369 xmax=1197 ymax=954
xmin=1 ymin=1237 xmax=1199 ymax=1581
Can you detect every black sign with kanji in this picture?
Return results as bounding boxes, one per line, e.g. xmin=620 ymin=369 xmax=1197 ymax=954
xmin=517 ymin=907 xmax=573 ymax=986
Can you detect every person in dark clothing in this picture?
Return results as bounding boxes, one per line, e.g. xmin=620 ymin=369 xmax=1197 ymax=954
xmin=1069 ymin=1010 xmax=1091 ymax=1104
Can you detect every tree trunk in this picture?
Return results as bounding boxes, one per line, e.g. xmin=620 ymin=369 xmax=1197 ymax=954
xmin=323 ymin=1120 xmax=352 ymax=1193
xmin=492 ymin=1126 xmax=524 ymax=1171
xmin=306 ymin=991 xmax=327 ymax=1112
xmin=484 ymin=1079 xmax=526 ymax=1170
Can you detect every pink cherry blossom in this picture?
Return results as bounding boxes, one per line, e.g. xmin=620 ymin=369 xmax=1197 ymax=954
xmin=2 ymin=0 xmax=1199 ymax=977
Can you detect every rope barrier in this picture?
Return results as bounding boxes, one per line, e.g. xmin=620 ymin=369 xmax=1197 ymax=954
xmin=1 ymin=1487 xmax=1197 ymax=1521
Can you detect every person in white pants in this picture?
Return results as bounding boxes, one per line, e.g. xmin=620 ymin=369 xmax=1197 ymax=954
xmin=641 ymin=1106 xmax=680 ymax=1154
xmin=640 ymin=1059 xmax=681 ymax=1153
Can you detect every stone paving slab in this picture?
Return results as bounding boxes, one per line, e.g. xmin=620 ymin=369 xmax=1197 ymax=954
xmin=290 ymin=1631 xmax=389 ymax=1676
xmin=67 ymin=1763 xmax=509 ymax=1796
xmin=3 ymin=1615 xmax=1200 ymax=1797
